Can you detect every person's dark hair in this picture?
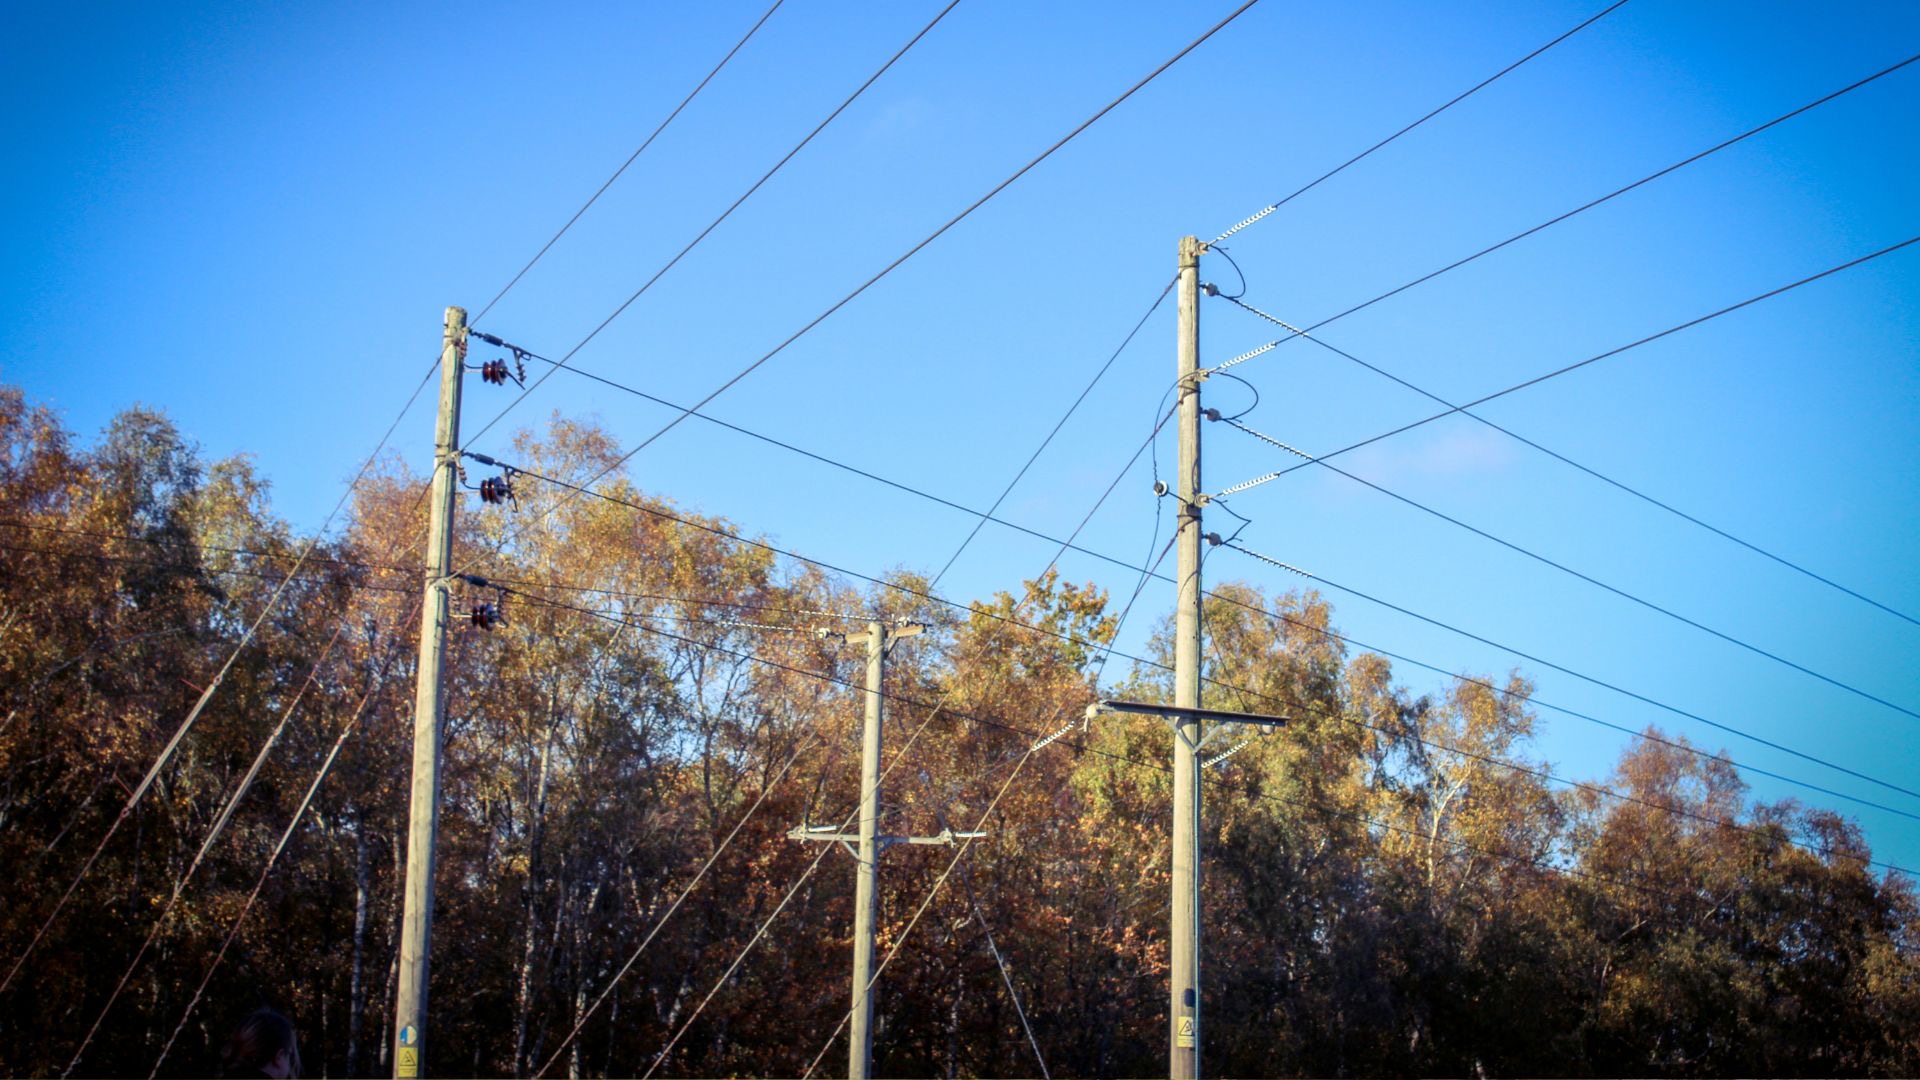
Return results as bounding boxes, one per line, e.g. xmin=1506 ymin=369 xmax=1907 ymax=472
xmin=219 ymin=1006 xmax=300 ymax=1078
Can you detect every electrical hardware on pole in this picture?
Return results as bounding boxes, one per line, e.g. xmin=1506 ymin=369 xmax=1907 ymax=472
xmin=791 ymin=621 xmax=981 ymax=1080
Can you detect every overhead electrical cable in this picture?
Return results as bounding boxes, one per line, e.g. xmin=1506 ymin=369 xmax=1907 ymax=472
xmin=468 ymin=0 xmax=785 ymax=326
xmin=1211 ymin=0 xmax=1632 ymax=243
xmin=798 ymin=742 xmax=1037 ymax=1078
xmin=463 ymin=0 xmax=965 ymax=448
xmin=0 ymin=421 xmax=423 ymax=995
xmin=530 ymin=728 xmax=826 ymax=1078
xmin=64 ymin=620 xmax=351 ymax=1077
xmin=485 ymin=419 xmax=1920 ymax=822
xmin=533 ymin=380 xmax=1179 ymax=1076
xmin=513 ymin=588 xmax=1888 ymax=940
xmin=1270 ymin=51 xmax=1919 ymax=337
xmin=930 ymin=277 xmax=1176 ymax=588
xmin=460 ymin=0 xmax=1264 ymax=557
xmin=1 ymin=7 xmax=792 ymax=992
xmin=628 ymin=366 xmax=1199 ymax=1076
xmin=1216 ymin=539 xmax=1920 ymax=804
xmin=1210 ymin=412 xmax=1920 ymax=722
xmin=41 ymin=506 xmax=1900 ymax=838
xmin=489 ymin=457 xmax=1920 ymax=872
xmin=148 ymin=631 xmax=409 ymax=1079
xmin=1214 ymin=234 xmax=1920 ymax=626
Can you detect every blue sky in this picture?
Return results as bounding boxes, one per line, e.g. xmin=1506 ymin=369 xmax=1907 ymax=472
xmin=5 ymin=1 xmax=1918 ymax=872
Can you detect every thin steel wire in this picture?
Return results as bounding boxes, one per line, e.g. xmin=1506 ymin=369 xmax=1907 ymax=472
xmin=1210 ymin=0 xmax=1633 ymax=243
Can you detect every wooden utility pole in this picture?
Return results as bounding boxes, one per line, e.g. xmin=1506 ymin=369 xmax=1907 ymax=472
xmin=393 ymin=306 xmax=466 ymax=1079
xmin=1171 ymin=233 xmax=1205 ymax=1080
xmin=792 ymin=621 xmax=980 ymax=1080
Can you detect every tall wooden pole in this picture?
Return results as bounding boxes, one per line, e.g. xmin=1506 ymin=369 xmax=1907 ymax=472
xmin=849 ymin=619 xmax=885 ymax=1080
xmin=1171 ymin=234 xmax=1205 ymax=1080
xmin=393 ymin=306 xmax=466 ymax=1079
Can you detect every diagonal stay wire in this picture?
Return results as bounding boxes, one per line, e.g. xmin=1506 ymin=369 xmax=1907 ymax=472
xmin=469 ymin=0 xmax=785 ymax=327
xmin=0 ymin=400 xmax=427 ymax=997
xmin=1210 ymin=411 xmax=1920 ymax=722
xmin=0 ymin=14 xmax=788 ymax=984
xmin=954 ymin=853 xmax=1051 ymax=1080
xmin=463 ymin=0 xmax=964 ymax=450
xmin=1211 ymin=0 xmax=1632 ymax=243
xmin=531 ymin=718 xmax=826 ymax=1078
xmin=1217 ymin=234 xmax=1920 ymax=627
xmin=149 ymin=628 xmax=408 ymax=1078
xmin=488 ymin=395 xmax=1920 ymax=825
xmin=1216 ymin=540 xmax=1920 ymax=807
xmin=631 ymin=387 xmax=1177 ymax=1077
xmin=520 ymin=583 xmax=1890 ymax=963
xmin=931 ymin=276 xmax=1176 ymax=588
xmin=800 ymin=749 xmax=1038 ymax=1078
xmin=64 ymin=619 xmax=349 ymax=1076
xmin=462 ymin=0 xmax=1264 ymax=564
xmin=522 ymin=587 xmax=840 ymax=1077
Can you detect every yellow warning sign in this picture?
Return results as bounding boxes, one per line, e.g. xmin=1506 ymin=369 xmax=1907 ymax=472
xmin=398 ymin=1046 xmax=420 ymax=1077
xmin=1176 ymin=1016 xmax=1195 ymax=1048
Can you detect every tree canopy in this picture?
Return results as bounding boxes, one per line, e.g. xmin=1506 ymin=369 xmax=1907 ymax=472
xmin=1 ymin=383 xmax=1914 ymax=1077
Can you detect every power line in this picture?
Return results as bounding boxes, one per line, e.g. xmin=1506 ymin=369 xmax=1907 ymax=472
xmin=1273 ymin=50 xmax=1919 ymax=338
xmin=49 ymin=487 xmax=1895 ymax=847
xmin=462 ymin=0 xmax=965 ymax=449
xmin=485 ymin=450 xmax=1920 ymax=878
xmin=931 ymin=276 xmax=1176 ymax=588
xmin=514 ymin=587 xmax=1900 ymax=933
xmin=458 ymin=0 xmax=1264 ymax=568
xmin=527 ymin=357 xmax=1178 ymax=1075
xmin=0 ymin=540 xmax=418 ymax=596
xmin=530 ymin=692 xmax=830 ymax=1079
xmin=0 ymin=14 xmax=802 ymax=990
xmin=0 ymin=520 xmax=885 ymax=623
xmin=1210 ymin=0 xmax=1632 ymax=243
xmin=1210 ymin=412 xmax=1920 ymax=722
xmin=148 ymin=634 xmax=408 ymax=1079
xmin=799 ymin=744 xmax=1037 ymax=1078
xmin=0 ymin=441 xmax=420 ymax=994
xmin=1216 ymin=539 xmax=1920 ymax=807
xmin=64 ymin=620 xmax=352 ymax=1077
xmin=1215 ymin=234 xmax=1920 ymax=627
xmin=469 ymin=0 xmax=785 ymax=326
xmin=471 ymin=404 xmax=1920 ymax=826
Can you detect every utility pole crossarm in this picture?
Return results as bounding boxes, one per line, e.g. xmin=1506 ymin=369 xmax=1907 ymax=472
xmin=1084 ymin=699 xmax=1291 ymax=728
xmin=789 ymin=826 xmax=986 ymax=849
xmin=787 ymin=619 xmax=935 ymax=1080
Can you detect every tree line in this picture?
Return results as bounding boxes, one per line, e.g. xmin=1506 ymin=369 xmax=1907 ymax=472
xmin=1 ymin=382 xmax=1915 ymax=1077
